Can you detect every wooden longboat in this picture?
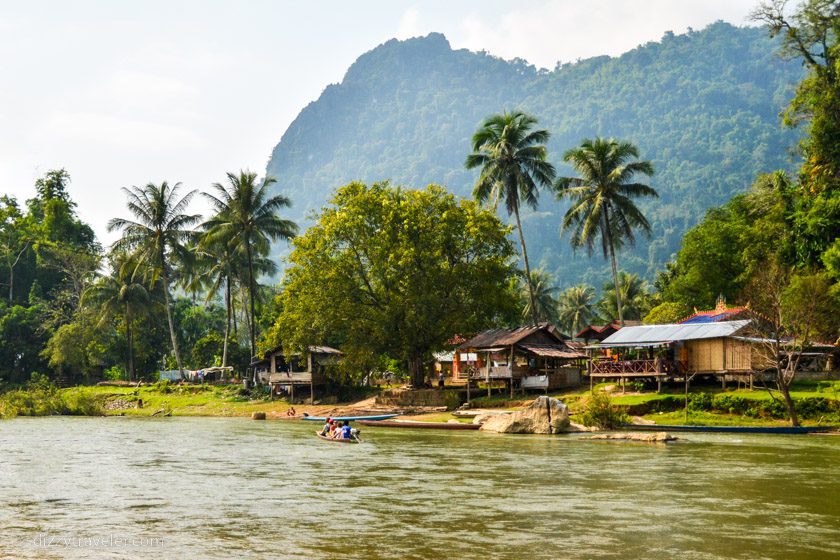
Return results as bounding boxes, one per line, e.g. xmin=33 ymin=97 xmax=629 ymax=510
xmin=315 ymin=431 xmax=361 ymax=443
xmin=357 ymin=420 xmax=480 ymax=431
xmin=625 ymin=424 xmax=835 ymax=435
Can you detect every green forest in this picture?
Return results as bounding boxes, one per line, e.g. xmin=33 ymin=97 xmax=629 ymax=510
xmin=266 ymin=21 xmax=804 ymax=287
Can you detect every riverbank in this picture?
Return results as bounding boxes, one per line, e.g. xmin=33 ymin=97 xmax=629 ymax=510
xmin=1 ymin=379 xmax=838 ymax=427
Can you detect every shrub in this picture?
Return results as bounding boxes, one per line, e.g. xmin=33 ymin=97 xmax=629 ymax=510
xmin=580 ymin=391 xmax=629 ymax=429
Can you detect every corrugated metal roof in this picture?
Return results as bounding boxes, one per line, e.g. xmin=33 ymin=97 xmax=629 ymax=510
xmin=599 ymin=320 xmax=751 ymax=346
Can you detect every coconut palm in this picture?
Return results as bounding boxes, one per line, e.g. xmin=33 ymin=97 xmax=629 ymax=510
xmin=598 ymin=271 xmax=652 ymax=322
xmin=521 ymin=269 xmax=559 ymax=324
xmin=466 ymin=110 xmax=556 ymax=325
xmin=556 ymin=137 xmax=656 ymax=325
xmin=108 ymin=181 xmax=199 ymax=374
xmin=557 ymin=284 xmax=597 ymax=337
xmin=202 ymin=171 xmax=297 ymax=359
xmin=84 ymin=253 xmax=150 ymax=380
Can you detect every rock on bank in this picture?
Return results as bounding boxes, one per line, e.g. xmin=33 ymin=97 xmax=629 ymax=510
xmin=479 ymin=396 xmax=570 ymax=434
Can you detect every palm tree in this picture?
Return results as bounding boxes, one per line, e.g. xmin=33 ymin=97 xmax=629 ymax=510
xmin=557 ymin=284 xmax=597 ymax=337
xmin=521 ymin=269 xmax=559 ymax=324
xmin=556 ymin=137 xmax=656 ymax=326
xmin=466 ymin=110 xmax=556 ymax=325
xmin=108 ymin=182 xmax=199 ymax=374
xmin=83 ymin=253 xmax=150 ymax=380
xmin=202 ymin=171 xmax=297 ymax=360
xmin=599 ymin=271 xmax=652 ymax=322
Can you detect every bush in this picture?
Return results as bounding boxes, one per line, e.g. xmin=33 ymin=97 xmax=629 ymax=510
xmin=580 ymin=391 xmax=629 ymax=429
xmin=0 ymin=374 xmax=103 ymax=418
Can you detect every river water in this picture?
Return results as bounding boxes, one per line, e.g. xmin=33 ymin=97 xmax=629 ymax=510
xmin=0 ymin=417 xmax=838 ymax=559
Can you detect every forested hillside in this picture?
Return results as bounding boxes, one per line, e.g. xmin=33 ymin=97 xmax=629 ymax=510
xmin=266 ymin=22 xmax=803 ymax=287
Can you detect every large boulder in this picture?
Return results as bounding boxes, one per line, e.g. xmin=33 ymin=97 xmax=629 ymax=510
xmin=479 ymin=396 xmax=570 ymax=434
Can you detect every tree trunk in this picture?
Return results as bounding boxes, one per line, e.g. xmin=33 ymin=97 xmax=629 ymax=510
xmin=126 ymin=303 xmax=134 ymax=381
xmin=409 ymin=355 xmax=425 ymax=388
xmin=246 ymin=242 xmax=257 ymax=361
xmin=780 ymin=382 xmax=799 ymax=427
xmin=514 ymin=206 xmax=539 ymax=326
xmin=161 ymin=269 xmax=184 ymax=374
xmin=603 ymin=206 xmax=624 ymax=326
xmin=776 ymin=340 xmax=799 ymax=427
xmin=222 ymin=277 xmax=230 ymax=368
xmin=8 ymin=265 xmax=12 ymax=303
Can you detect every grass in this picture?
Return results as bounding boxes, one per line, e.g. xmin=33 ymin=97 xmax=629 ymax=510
xmin=59 ymin=384 xmax=296 ymax=418
xmin=641 ymin=410 xmax=795 ymax=426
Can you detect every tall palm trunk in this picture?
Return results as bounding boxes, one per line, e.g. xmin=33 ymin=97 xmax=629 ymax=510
xmin=161 ymin=267 xmax=184 ymax=374
xmin=245 ymin=241 xmax=257 ymax=360
xmin=602 ymin=205 xmax=624 ymax=326
xmin=514 ymin=206 xmax=539 ymax=325
xmin=125 ymin=303 xmax=135 ymax=381
xmin=222 ymin=276 xmax=231 ymax=367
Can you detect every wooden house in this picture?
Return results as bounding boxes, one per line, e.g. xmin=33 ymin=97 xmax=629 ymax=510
xmin=253 ymin=345 xmax=341 ymax=401
xmin=458 ymin=323 xmax=586 ymax=394
xmin=590 ymin=320 xmax=758 ymax=389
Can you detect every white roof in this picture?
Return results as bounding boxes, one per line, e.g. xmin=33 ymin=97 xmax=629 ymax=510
xmin=600 ymin=320 xmax=751 ymax=347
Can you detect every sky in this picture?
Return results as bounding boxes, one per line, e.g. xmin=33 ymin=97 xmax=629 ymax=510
xmin=0 ymin=0 xmax=758 ymax=244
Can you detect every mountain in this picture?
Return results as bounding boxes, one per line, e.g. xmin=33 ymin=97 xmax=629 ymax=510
xmin=266 ymin=22 xmax=803 ymax=289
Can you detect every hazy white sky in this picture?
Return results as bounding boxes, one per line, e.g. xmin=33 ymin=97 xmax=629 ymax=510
xmin=0 ymin=0 xmax=757 ymax=244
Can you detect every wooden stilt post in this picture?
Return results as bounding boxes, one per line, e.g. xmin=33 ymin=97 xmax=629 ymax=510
xmin=509 ymin=345 xmax=515 ymax=399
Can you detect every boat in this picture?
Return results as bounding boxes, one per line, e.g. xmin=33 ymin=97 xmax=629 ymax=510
xmin=315 ymin=431 xmax=361 ymax=443
xmin=624 ymin=424 xmax=835 ymax=434
xmin=302 ymin=413 xmax=399 ymax=422
xmin=356 ymin=419 xmax=479 ymax=431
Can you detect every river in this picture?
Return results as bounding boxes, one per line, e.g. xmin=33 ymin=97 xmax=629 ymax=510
xmin=1 ymin=417 xmax=838 ymax=559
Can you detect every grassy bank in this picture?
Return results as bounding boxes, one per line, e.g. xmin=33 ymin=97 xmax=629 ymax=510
xmin=0 ymin=382 xmax=300 ymax=419
xmin=2 ymin=378 xmax=838 ymax=427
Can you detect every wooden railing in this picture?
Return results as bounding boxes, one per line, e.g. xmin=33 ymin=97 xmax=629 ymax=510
xmin=590 ymin=359 xmax=687 ymax=376
xmin=591 ymin=359 xmax=663 ymax=376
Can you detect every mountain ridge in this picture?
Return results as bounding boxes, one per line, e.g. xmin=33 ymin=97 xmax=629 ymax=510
xmin=267 ymin=22 xmax=803 ymax=288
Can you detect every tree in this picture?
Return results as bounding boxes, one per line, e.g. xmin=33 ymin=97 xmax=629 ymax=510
xmin=598 ymin=271 xmax=653 ymax=322
xmin=0 ymin=196 xmax=30 ymax=303
xmin=556 ymin=138 xmax=656 ymax=325
xmin=273 ymin=182 xmax=518 ymax=387
xmin=556 ymin=284 xmax=597 ymax=336
xmin=202 ymin=171 xmax=297 ymax=361
xmin=747 ymin=262 xmax=840 ymax=426
xmin=465 ymin=111 xmax=556 ymax=325
xmin=643 ymin=301 xmax=691 ymax=324
xmin=108 ymin=182 xmax=199 ymax=374
xmin=521 ymin=269 xmax=559 ymax=324
xmin=83 ymin=253 xmax=150 ymax=380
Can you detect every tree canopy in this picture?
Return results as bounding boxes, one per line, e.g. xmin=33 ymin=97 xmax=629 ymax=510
xmin=269 ymin=182 xmax=519 ymax=386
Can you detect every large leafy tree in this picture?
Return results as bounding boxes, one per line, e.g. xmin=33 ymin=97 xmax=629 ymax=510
xmin=752 ymin=1 xmax=840 ymax=269
xmin=465 ymin=110 xmax=556 ymax=325
xmin=202 ymin=171 xmax=297 ymax=360
xmin=108 ymin=182 xmax=199 ymax=374
xmin=556 ymin=137 xmax=656 ymax=325
xmin=273 ymin=182 xmax=518 ymax=387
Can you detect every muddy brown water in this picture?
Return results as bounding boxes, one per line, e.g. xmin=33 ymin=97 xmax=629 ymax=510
xmin=1 ymin=417 xmax=838 ymax=559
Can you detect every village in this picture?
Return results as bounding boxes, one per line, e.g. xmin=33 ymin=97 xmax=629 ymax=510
xmin=144 ymin=296 xmax=833 ymax=435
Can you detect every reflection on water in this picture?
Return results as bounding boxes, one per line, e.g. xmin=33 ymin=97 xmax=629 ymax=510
xmin=1 ymin=417 xmax=838 ymax=559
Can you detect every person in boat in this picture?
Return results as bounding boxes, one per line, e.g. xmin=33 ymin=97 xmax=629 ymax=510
xmin=341 ymin=420 xmax=352 ymax=440
xmin=320 ymin=417 xmax=332 ymax=436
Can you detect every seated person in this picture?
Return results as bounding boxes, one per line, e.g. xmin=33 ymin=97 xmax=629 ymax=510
xmin=341 ymin=420 xmax=352 ymax=439
xmin=320 ymin=418 xmax=332 ymax=436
